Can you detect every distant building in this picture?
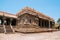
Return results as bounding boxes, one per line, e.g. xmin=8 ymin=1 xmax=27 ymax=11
xmin=0 ymin=7 xmax=55 ymax=33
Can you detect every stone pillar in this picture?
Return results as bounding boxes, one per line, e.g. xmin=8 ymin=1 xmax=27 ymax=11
xmin=49 ymin=20 xmax=50 ymax=29
xmin=41 ymin=20 xmax=43 ymax=27
xmin=42 ymin=20 xmax=45 ymax=28
xmin=44 ymin=21 xmax=46 ymax=28
xmin=45 ymin=21 xmax=47 ymax=28
xmin=47 ymin=21 xmax=49 ymax=28
xmin=10 ymin=18 xmax=15 ymax=33
xmin=40 ymin=19 xmax=42 ymax=27
xmin=3 ymin=18 xmax=6 ymax=33
xmin=52 ymin=22 xmax=55 ymax=28
xmin=0 ymin=19 xmax=1 ymax=25
xmin=44 ymin=20 xmax=45 ymax=27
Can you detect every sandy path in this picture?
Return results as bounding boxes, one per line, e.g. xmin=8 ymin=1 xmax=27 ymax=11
xmin=0 ymin=31 xmax=60 ymax=40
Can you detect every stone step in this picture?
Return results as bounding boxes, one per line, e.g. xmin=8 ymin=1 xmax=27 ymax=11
xmin=0 ymin=25 xmax=4 ymax=33
xmin=15 ymin=27 xmax=57 ymax=33
xmin=5 ymin=25 xmax=13 ymax=33
xmin=0 ymin=27 xmax=4 ymax=33
xmin=15 ymin=24 xmax=57 ymax=33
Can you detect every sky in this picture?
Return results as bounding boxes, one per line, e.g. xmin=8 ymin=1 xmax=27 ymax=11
xmin=0 ymin=0 xmax=60 ymax=22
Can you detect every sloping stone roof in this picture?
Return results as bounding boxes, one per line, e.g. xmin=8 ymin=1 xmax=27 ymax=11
xmin=0 ymin=11 xmax=17 ymax=18
xmin=0 ymin=7 xmax=54 ymax=22
xmin=16 ymin=7 xmax=54 ymax=22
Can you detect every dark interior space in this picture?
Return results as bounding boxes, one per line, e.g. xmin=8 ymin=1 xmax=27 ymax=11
xmin=11 ymin=19 xmax=16 ymax=26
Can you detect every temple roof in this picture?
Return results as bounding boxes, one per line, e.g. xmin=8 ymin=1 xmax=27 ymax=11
xmin=0 ymin=7 xmax=54 ymax=22
xmin=0 ymin=11 xmax=17 ymax=18
xmin=16 ymin=7 xmax=54 ymax=22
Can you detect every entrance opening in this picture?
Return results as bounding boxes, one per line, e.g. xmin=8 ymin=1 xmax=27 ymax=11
xmin=11 ymin=19 xmax=16 ymax=26
xmin=6 ymin=18 xmax=10 ymax=25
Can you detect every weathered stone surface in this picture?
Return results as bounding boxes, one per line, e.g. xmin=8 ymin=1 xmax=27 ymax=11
xmin=0 ymin=7 xmax=55 ymax=33
xmin=0 ymin=31 xmax=60 ymax=40
xmin=0 ymin=25 xmax=4 ymax=33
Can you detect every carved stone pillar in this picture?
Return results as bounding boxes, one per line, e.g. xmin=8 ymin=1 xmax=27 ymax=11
xmin=42 ymin=20 xmax=44 ymax=27
xmin=10 ymin=18 xmax=15 ymax=33
xmin=41 ymin=20 xmax=42 ymax=27
xmin=44 ymin=20 xmax=46 ymax=28
xmin=43 ymin=20 xmax=45 ymax=27
xmin=3 ymin=18 xmax=6 ymax=33
xmin=49 ymin=20 xmax=50 ymax=29
xmin=45 ymin=21 xmax=47 ymax=28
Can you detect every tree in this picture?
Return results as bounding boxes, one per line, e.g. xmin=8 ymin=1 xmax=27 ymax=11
xmin=57 ymin=18 xmax=60 ymax=29
xmin=57 ymin=18 xmax=60 ymax=23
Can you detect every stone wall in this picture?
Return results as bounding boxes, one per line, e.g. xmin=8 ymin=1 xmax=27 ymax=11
xmin=17 ymin=13 xmax=39 ymax=28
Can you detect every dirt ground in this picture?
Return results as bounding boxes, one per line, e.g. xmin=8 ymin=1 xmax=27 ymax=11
xmin=0 ymin=31 xmax=60 ymax=40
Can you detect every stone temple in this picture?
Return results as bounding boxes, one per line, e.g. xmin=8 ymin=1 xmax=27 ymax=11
xmin=0 ymin=7 xmax=55 ymax=33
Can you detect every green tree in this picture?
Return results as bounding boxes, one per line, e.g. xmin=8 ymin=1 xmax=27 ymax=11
xmin=57 ymin=18 xmax=60 ymax=29
xmin=57 ymin=18 xmax=60 ymax=23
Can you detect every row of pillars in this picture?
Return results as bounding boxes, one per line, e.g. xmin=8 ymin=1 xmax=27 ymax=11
xmin=39 ymin=19 xmax=54 ymax=29
xmin=2 ymin=18 xmax=15 ymax=33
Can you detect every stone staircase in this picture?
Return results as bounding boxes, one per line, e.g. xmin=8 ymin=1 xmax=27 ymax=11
xmin=5 ymin=25 xmax=15 ymax=33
